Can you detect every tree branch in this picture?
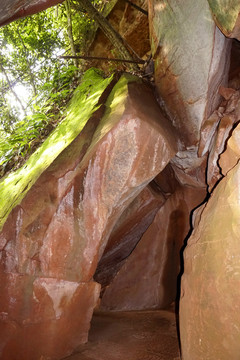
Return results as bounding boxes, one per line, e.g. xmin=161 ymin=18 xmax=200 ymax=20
xmin=124 ymin=0 xmax=148 ymax=16
xmin=76 ymin=0 xmax=139 ymax=71
xmin=0 ymin=62 xmax=26 ymax=116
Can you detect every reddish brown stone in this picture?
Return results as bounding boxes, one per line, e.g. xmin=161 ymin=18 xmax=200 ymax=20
xmin=207 ymin=114 xmax=236 ymax=191
xmin=0 ymin=77 xmax=177 ymax=358
xmin=0 ymin=272 xmax=100 ymax=360
xmin=206 ymin=89 xmax=240 ymax=191
xmin=180 ymin=162 xmax=240 ymax=360
xmin=0 ymin=0 xmax=64 ymax=27
xmin=94 ymin=184 xmax=165 ymax=291
xmin=219 ymin=122 xmax=240 ymax=175
xmin=100 ymin=185 xmax=206 ymax=311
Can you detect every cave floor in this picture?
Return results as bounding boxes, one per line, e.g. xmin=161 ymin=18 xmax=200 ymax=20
xmin=64 ymin=306 xmax=180 ymax=360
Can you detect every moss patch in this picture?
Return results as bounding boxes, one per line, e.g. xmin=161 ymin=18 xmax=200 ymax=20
xmin=86 ymin=73 xmax=141 ymax=156
xmin=208 ymin=0 xmax=240 ymax=34
xmin=0 ymin=68 xmax=114 ymax=230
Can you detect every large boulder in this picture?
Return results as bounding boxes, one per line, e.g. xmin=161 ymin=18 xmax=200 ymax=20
xmin=180 ymin=159 xmax=240 ymax=360
xmin=148 ymin=0 xmax=231 ymax=146
xmin=0 ymin=71 xmax=177 ymax=359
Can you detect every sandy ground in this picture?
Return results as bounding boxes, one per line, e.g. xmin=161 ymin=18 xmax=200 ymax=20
xmin=64 ymin=308 xmax=181 ymax=360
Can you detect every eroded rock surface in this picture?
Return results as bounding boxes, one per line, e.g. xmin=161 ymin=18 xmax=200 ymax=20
xmin=0 ymin=74 xmax=177 ymax=359
xmin=180 ymin=86 xmax=240 ymax=359
xmin=100 ymin=184 xmax=206 ymax=311
xmin=180 ymin=161 xmax=240 ymax=360
xmin=149 ymin=0 xmax=231 ymax=146
xmin=94 ymin=184 xmax=165 ymax=291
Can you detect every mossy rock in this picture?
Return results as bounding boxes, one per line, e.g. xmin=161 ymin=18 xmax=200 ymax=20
xmin=0 ymin=68 xmax=114 ymax=230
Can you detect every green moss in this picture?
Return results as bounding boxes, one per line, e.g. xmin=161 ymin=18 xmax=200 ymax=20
xmin=0 ymin=68 xmax=114 ymax=230
xmin=208 ymin=0 xmax=240 ymax=34
xmin=87 ymin=73 xmax=141 ymax=152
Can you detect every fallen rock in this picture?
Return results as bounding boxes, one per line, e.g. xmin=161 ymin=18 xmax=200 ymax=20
xmin=0 ymin=272 xmax=100 ymax=360
xmin=180 ymin=162 xmax=240 ymax=360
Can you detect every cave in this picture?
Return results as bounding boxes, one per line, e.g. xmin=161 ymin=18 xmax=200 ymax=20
xmin=1 ymin=1 xmax=240 ymax=360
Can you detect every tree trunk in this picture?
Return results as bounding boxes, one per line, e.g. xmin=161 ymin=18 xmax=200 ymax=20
xmin=0 ymin=62 xmax=26 ymax=116
xmin=77 ymin=0 xmax=139 ymax=71
xmin=64 ymin=0 xmax=78 ymax=68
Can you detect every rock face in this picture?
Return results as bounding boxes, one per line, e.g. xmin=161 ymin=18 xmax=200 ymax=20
xmin=0 ymin=274 xmax=100 ymax=360
xmin=179 ymin=85 xmax=240 ymax=359
xmin=180 ymin=161 xmax=240 ymax=360
xmin=1 ymin=0 xmax=240 ymax=359
xmin=0 ymin=0 xmax=64 ymax=27
xmin=94 ymin=184 xmax=166 ymax=291
xmin=100 ymin=184 xmax=206 ymax=311
xmin=0 ymin=74 xmax=177 ymax=359
xmin=149 ymin=0 xmax=231 ymax=146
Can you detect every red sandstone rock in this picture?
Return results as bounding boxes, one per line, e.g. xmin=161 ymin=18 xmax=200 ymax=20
xmin=180 ymin=162 xmax=240 ymax=360
xmin=94 ymin=184 xmax=165 ymax=291
xmin=170 ymin=149 xmax=207 ymax=188
xmin=0 ymin=77 xmax=177 ymax=359
xmin=198 ymin=111 xmax=222 ymax=157
xmin=207 ymin=114 xmax=235 ymax=191
xmin=206 ymin=89 xmax=240 ymax=191
xmin=100 ymin=185 xmax=206 ymax=311
xmin=219 ymin=122 xmax=240 ymax=175
xmin=0 ymin=272 xmax=100 ymax=360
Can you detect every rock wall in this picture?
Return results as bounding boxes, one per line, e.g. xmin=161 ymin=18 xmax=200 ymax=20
xmin=148 ymin=0 xmax=240 ymax=358
xmin=1 ymin=0 xmax=240 ymax=359
xmin=0 ymin=73 xmax=178 ymax=359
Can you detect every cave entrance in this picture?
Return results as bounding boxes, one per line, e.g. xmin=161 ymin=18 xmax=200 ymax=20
xmin=64 ymin=34 xmax=240 ymax=360
xmin=68 ymin=169 xmax=194 ymax=359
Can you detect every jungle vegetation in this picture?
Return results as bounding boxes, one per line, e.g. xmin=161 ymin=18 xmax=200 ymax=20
xmin=0 ymin=0 xmax=138 ymax=177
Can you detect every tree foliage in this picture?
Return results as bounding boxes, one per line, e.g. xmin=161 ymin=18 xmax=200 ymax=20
xmin=0 ymin=1 xmax=92 ymax=175
xmin=0 ymin=0 xmax=137 ymax=177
